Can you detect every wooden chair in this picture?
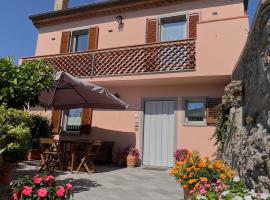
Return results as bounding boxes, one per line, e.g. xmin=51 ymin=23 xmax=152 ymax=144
xmin=76 ymin=140 xmax=102 ymax=174
xmin=38 ymin=138 xmax=63 ymax=174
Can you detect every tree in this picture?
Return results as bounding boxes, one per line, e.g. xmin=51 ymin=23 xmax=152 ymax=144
xmin=0 ymin=57 xmax=54 ymax=109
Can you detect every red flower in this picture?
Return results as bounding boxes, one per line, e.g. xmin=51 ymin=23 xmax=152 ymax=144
xmin=33 ymin=177 xmax=42 ymax=185
xmin=56 ymin=186 xmax=65 ymax=197
xmin=37 ymin=188 xmax=47 ymax=198
xmin=22 ymin=186 xmax=32 ymax=197
xmin=66 ymin=183 xmax=73 ymax=191
xmin=12 ymin=192 xmax=20 ymax=200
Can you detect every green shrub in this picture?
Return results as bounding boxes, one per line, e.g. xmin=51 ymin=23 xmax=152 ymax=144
xmin=0 ymin=57 xmax=54 ymax=109
xmin=0 ymin=105 xmax=32 ymax=163
xmin=30 ymin=114 xmax=51 ymax=149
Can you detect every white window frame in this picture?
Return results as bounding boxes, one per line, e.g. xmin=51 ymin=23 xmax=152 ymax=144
xmin=61 ymin=109 xmax=83 ymax=135
xmin=183 ymin=97 xmax=207 ymax=127
xmin=158 ymin=12 xmax=187 ymax=42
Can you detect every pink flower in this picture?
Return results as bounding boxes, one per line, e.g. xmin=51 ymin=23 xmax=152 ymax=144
xmin=66 ymin=183 xmax=73 ymax=191
xmin=12 ymin=192 xmax=20 ymax=200
xmin=44 ymin=175 xmax=50 ymax=182
xmin=56 ymin=186 xmax=65 ymax=197
xmin=199 ymin=189 xmax=207 ymax=194
xmin=189 ymin=189 xmax=196 ymax=194
xmin=44 ymin=175 xmax=54 ymax=186
xmin=37 ymin=188 xmax=47 ymax=198
xmin=33 ymin=177 xmax=42 ymax=185
xmin=22 ymin=186 xmax=32 ymax=197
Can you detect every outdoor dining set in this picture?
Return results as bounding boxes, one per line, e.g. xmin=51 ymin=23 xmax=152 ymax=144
xmin=35 ymin=71 xmax=128 ymax=174
xmin=38 ymin=138 xmax=107 ymax=174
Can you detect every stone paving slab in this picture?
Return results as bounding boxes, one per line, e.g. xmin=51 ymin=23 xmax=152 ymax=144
xmin=2 ymin=163 xmax=183 ymax=200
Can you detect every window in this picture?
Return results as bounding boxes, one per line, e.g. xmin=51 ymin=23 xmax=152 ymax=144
xmin=69 ymin=29 xmax=89 ymax=52
xmin=62 ymin=108 xmax=83 ymax=133
xmin=160 ymin=15 xmax=187 ymax=42
xmin=184 ymin=98 xmax=206 ymax=126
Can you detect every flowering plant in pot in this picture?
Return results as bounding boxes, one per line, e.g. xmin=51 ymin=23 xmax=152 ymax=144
xmin=10 ymin=174 xmax=74 ymax=200
xmin=174 ymin=148 xmax=189 ymax=162
xmin=126 ymin=147 xmax=140 ymax=168
xmin=170 ymin=150 xmax=234 ymax=200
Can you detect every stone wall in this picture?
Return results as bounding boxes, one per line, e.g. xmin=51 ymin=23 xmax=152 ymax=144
xmin=222 ymin=0 xmax=270 ymax=193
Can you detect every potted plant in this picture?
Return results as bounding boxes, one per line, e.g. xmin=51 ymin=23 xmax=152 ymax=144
xmin=27 ymin=114 xmax=51 ymax=161
xmin=170 ymin=150 xmax=234 ymax=200
xmin=0 ymin=105 xmax=32 ymax=185
xmin=126 ymin=147 xmax=140 ymax=168
xmin=10 ymin=174 xmax=74 ymax=200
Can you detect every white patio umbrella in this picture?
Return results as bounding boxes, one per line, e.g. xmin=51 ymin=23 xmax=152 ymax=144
xmin=38 ymin=72 xmax=128 ymax=110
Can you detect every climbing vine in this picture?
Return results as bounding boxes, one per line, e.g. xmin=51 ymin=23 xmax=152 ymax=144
xmin=213 ymin=81 xmax=243 ymax=152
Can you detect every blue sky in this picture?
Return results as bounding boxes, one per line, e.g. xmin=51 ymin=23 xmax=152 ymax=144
xmin=0 ymin=0 xmax=260 ymax=64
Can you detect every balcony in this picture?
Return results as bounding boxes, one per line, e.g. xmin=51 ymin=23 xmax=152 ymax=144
xmin=22 ymin=39 xmax=196 ymax=78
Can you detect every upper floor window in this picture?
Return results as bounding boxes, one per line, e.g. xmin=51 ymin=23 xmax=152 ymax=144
xmin=160 ymin=15 xmax=187 ymax=42
xmin=62 ymin=108 xmax=83 ymax=134
xmin=69 ymin=29 xmax=89 ymax=52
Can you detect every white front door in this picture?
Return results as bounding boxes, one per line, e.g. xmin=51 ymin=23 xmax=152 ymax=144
xmin=143 ymin=100 xmax=175 ymax=167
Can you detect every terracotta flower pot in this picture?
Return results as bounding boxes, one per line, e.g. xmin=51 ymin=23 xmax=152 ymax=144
xmin=27 ymin=149 xmax=42 ymax=161
xmin=0 ymin=163 xmax=16 ymax=185
xmin=127 ymin=153 xmax=136 ymax=168
xmin=184 ymin=189 xmax=192 ymax=200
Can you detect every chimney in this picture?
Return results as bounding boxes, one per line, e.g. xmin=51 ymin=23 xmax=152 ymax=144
xmin=54 ymin=0 xmax=69 ymax=11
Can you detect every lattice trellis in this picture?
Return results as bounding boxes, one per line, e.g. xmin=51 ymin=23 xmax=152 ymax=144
xmin=23 ymin=39 xmax=196 ymax=77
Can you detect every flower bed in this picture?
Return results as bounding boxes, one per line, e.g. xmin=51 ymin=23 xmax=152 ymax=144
xmin=10 ymin=174 xmax=73 ymax=200
xmin=170 ymin=149 xmax=270 ymax=200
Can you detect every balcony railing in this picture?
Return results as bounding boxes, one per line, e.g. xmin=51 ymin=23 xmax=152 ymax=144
xmin=22 ymin=39 xmax=196 ymax=78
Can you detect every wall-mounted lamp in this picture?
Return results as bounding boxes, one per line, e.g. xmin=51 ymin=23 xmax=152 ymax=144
xmin=116 ymin=15 xmax=123 ymax=25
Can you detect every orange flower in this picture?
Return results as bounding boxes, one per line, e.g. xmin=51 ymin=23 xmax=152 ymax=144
xmin=169 ymin=167 xmax=178 ymax=176
xmin=177 ymin=179 xmax=182 ymax=183
xmin=220 ymin=174 xmax=226 ymax=180
xmin=189 ymin=173 xmax=193 ymax=178
xmin=183 ymin=184 xmax=188 ymax=189
xmin=186 ymin=168 xmax=191 ymax=172
xmin=199 ymin=161 xmax=206 ymax=168
xmin=176 ymin=161 xmax=184 ymax=167
xmin=208 ymin=164 xmax=213 ymax=170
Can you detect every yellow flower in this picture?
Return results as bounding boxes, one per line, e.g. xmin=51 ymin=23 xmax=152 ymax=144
xmin=188 ymin=179 xmax=198 ymax=184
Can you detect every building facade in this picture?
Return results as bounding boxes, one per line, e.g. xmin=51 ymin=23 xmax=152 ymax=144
xmin=23 ymin=0 xmax=249 ymax=167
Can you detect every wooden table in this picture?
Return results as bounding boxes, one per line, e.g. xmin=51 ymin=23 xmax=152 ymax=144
xmin=58 ymin=139 xmax=100 ymax=173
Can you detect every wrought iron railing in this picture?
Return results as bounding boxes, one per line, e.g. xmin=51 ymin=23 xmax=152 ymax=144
xmin=22 ymin=39 xmax=196 ymax=78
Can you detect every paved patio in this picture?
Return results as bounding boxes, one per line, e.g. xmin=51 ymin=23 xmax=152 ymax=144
xmin=4 ymin=162 xmax=183 ymax=200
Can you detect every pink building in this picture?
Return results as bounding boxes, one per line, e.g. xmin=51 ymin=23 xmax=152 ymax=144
xmin=23 ymin=0 xmax=249 ymax=167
